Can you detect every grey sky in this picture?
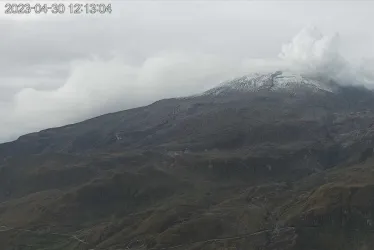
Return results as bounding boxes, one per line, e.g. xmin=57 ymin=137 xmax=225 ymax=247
xmin=1 ymin=1 xmax=374 ymax=142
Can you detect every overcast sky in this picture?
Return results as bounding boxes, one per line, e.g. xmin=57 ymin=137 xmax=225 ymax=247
xmin=1 ymin=1 xmax=374 ymax=142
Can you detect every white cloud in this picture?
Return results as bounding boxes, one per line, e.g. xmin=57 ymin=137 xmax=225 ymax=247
xmin=4 ymin=26 xmax=374 ymax=142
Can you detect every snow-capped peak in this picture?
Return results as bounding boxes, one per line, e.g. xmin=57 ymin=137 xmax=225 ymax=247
xmin=203 ymin=71 xmax=337 ymax=96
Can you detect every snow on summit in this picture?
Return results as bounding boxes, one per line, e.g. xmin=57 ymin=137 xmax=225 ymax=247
xmin=202 ymin=71 xmax=337 ymax=96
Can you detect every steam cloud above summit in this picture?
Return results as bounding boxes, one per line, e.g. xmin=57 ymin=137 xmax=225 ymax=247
xmin=0 ymin=1 xmax=374 ymax=142
xmin=279 ymin=26 xmax=346 ymax=76
xmin=247 ymin=26 xmax=373 ymax=85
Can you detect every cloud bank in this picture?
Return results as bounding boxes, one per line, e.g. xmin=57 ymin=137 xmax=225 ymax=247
xmin=2 ymin=53 xmax=247 ymax=141
xmin=1 ymin=17 xmax=374 ymax=142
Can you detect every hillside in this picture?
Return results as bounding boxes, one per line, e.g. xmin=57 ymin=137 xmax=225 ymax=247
xmin=1 ymin=71 xmax=374 ymax=250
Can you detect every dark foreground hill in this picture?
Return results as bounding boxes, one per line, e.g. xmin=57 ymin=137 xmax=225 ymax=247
xmin=1 ymin=71 xmax=374 ymax=250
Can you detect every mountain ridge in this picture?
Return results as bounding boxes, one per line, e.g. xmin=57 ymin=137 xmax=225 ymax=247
xmin=1 ymin=71 xmax=374 ymax=159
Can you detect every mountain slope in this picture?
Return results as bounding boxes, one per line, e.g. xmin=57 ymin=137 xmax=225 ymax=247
xmin=1 ymin=71 xmax=374 ymax=250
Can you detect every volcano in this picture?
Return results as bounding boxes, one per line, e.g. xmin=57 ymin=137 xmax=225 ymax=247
xmin=1 ymin=72 xmax=374 ymax=250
